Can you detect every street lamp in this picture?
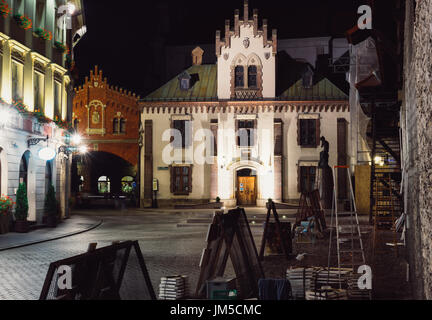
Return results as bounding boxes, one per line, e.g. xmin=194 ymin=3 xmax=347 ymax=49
xmin=71 ymin=133 xmax=82 ymax=145
xmin=67 ymin=2 xmax=76 ymax=15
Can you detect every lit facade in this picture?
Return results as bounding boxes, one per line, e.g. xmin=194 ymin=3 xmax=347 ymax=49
xmin=72 ymin=66 xmax=140 ymax=195
xmin=139 ymin=1 xmax=350 ymax=207
xmin=0 ymin=0 xmax=85 ymax=223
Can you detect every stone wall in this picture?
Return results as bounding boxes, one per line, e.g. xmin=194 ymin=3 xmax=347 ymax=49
xmin=402 ymin=0 xmax=432 ymax=299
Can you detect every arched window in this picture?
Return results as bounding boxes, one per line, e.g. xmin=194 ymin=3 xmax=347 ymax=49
xmin=45 ymin=161 xmax=52 ymax=194
xmin=248 ymin=66 xmax=257 ymax=88
xmin=98 ymin=176 xmax=110 ymax=194
xmin=113 ymin=118 xmax=119 ymax=134
xmin=235 ymin=66 xmax=244 ymax=88
xmin=120 ymin=118 xmax=126 ymax=134
xmin=121 ymin=176 xmax=134 ymax=194
xmin=19 ymin=154 xmax=28 ymax=187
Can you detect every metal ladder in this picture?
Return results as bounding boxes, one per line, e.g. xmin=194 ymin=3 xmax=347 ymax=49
xmin=327 ymin=166 xmax=366 ymax=286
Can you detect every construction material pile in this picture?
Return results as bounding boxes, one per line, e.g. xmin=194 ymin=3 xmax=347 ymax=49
xmin=286 ymin=267 xmax=371 ymax=300
xmin=159 ymin=275 xmax=188 ymax=300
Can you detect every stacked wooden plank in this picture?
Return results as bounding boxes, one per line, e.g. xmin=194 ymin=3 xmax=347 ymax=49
xmin=347 ymin=273 xmax=372 ymax=300
xmin=159 ymin=275 xmax=188 ymax=300
xmin=286 ymin=267 xmax=315 ymax=299
xmin=311 ymin=268 xmax=352 ymax=291
xmin=286 ymin=267 xmax=354 ymax=300
xmin=306 ymin=287 xmax=348 ymax=300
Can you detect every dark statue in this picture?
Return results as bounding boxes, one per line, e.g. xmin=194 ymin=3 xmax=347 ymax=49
xmin=318 ymin=136 xmax=329 ymax=168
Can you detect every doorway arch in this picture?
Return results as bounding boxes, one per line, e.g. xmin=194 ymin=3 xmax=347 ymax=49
xmin=235 ymin=167 xmax=257 ymax=206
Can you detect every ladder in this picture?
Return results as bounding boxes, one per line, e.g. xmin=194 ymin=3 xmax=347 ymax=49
xmin=372 ymin=172 xmax=399 ymax=257
xmin=327 ymin=166 xmax=366 ymax=287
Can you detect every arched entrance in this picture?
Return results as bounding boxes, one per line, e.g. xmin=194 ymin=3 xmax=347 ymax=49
xmin=236 ymin=168 xmax=257 ymax=206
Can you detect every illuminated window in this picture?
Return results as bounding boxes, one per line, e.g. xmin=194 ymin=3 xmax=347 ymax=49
xmin=98 ymin=176 xmax=110 ymax=194
xmin=54 ymin=80 xmax=62 ymax=119
xmin=12 ymin=61 xmax=24 ymax=101
xmin=121 ymin=176 xmax=134 ymax=194
xmin=34 ymin=71 xmax=45 ymax=112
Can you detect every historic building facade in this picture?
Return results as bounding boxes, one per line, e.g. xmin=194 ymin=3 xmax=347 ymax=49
xmin=72 ymin=66 xmax=140 ymax=196
xmin=0 ymin=0 xmax=85 ymax=223
xmin=139 ymin=1 xmax=350 ymax=207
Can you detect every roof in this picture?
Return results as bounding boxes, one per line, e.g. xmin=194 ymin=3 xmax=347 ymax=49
xmin=144 ymin=64 xmax=347 ymax=102
xmin=144 ymin=65 xmax=217 ymax=102
xmin=279 ymin=78 xmax=348 ymax=101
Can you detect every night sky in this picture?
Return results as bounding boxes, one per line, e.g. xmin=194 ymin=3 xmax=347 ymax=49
xmin=74 ymin=0 xmax=364 ymax=97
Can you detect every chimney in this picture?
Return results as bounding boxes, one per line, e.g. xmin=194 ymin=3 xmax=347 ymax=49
xmin=253 ymin=9 xmax=258 ymax=36
xmin=244 ymin=0 xmax=249 ymax=23
xmin=192 ymin=46 xmax=204 ymax=66
xmin=234 ymin=9 xmax=240 ymax=36
xmin=263 ymin=19 xmax=268 ymax=45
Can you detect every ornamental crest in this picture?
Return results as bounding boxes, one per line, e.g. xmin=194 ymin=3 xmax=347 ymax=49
xmin=223 ymin=53 xmax=229 ymax=61
xmin=265 ymin=52 xmax=271 ymax=60
xmin=243 ymin=37 xmax=250 ymax=49
xmin=92 ymin=111 xmax=100 ymax=124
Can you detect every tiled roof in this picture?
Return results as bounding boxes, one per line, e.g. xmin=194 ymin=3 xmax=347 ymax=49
xmin=280 ymin=78 xmax=348 ymax=101
xmin=144 ymin=65 xmax=217 ymax=102
xmin=144 ymin=65 xmax=347 ymax=102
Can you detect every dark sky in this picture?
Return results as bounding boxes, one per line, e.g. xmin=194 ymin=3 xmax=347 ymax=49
xmin=74 ymin=0 xmax=363 ymax=96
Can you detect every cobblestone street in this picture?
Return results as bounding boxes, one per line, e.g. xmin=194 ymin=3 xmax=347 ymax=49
xmin=0 ymin=210 xmax=264 ymax=300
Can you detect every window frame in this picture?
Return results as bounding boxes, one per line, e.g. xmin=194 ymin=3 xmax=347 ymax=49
xmin=236 ymin=119 xmax=256 ymax=148
xmin=298 ymin=165 xmax=317 ymax=193
xmin=235 ymin=66 xmax=245 ymax=88
xmin=248 ymin=65 xmax=258 ymax=88
xmin=170 ymin=165 xmax=192 ymax=195
xmin=297 ymin=115 xmax=320 ymax=148
xmin=171 ymin=119 xmax=192 ymax=149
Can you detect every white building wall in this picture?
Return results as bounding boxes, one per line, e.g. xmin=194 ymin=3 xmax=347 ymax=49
xmin=142 ymin=108 xmax=350 ymax=205
xmin=218 ymin=25 xmax=276 ymax=99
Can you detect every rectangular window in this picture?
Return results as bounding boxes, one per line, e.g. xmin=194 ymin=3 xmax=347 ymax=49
xmin=14 ymin=0 xmax=24 ymax=15
xmin=248 ymin=66 xmax=257 ymax=88
xmin=237 ymin=120 xmax=255 ymax=147
xmin=298 ymin=118 xmax=320 ymax=147
xmin=34 ymin=71 xmax=45 ymax=112
xmin=12 ymin=61 xmax=24 ymax=102
xmin=172 ymin=120 xmax=192 ymax=149
xmin=171 ymin=166 xmax=192 ymax=195
xmin=35 ymin=0 xmax=46 ymax=29
xmin=120 ymin=119 xmax=126 ymax=133
xmin=54 ymin=81 xmax=62 ymax=119
xmin=113 ymin=118 xmax=119 ymax=133
xmin=235 ymin=66 xmax=244 ymax=88
xmin=299 ymin=166 xmax=317 ymax=193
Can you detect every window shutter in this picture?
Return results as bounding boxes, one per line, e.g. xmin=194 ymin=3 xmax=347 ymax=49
xmin=315 ymin=118 xmax=321 ymax=148
xmin=297 ymin=165 xmax=301 ymax=193
xmin=170 ymin=120 xmax=174 ymax=144
xmin=235 ymin=120 xmax=239 ymax=146
xmin=297 ymin=119 xmax=301 ymax=146
xmin=188 ymin=166 xmax=193 ymax=194
xmin=186 ymin=121 xmax=193 ymax=148
xmin=253 ymin=119 xmax=258 ymax=146
xmin=170 ymin=166 xmax=174 ymax=194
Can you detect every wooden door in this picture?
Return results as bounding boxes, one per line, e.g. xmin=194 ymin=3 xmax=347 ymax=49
xmin=237 ymin=177 xmax=257 ymax=205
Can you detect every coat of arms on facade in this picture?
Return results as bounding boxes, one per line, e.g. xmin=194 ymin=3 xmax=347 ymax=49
xmin=223 ymin=53 xmax=229 ymax=60
xmin=265 ymin=52 xmax=271 ymax=60
xmin=243 ymin=37 xmax=250 ymax=49
xmin=92 ymin=111 xmax=100 ymax=124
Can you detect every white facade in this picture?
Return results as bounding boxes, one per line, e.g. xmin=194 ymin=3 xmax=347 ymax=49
xmin=140 ymin=1 xmax=350 ymax=207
